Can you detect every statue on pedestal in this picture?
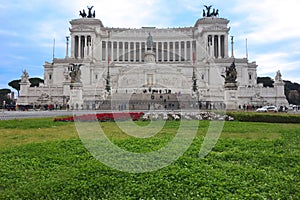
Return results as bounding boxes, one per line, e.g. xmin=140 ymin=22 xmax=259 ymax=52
xmin=69 ymin=63 xmax=83 ymax=83
xmin=222 ymin=61 xmax=237 ymax=84
xmin=21 ymin=70 xmax=30 ymax=83
xmin=275 ymin=70 xmax=283 ymax=82
xmin=146 ymin=32 xmax=153 ymax=50
xmin=222 ymin=61 xmax=238 ymax=110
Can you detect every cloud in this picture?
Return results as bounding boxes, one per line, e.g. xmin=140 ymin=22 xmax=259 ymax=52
xmin=250 ymin=51 xmax=300 ymax=76
xmin=0 ymin=29 xmax=19 ymax=37
xmin=232 ymin=0 xmax=300 ymax=44
xmin=106 ymin=1 xmax=171 ymax=27
xmin=228 ymin=0 xmax=300 ymax=83
xmin=53 ymin=0 xmax=171 ymax=28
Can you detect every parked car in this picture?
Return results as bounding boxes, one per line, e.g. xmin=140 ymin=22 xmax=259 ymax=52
xmin=6 ymin=104 xmax=16 ymax=111
xmin=278 ymin=106 xmax=288 ymax=112
xmin=256 ymin=106 xmax=278 ymax=112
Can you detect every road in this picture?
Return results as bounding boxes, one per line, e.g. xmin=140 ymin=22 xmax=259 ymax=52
xmin=0 ymin=110 xmax=147 ymax=120
xmin=0 ymin=110 xmax=75 ymax=121
xmin=0 ymin=109 xmax=299 ymax=121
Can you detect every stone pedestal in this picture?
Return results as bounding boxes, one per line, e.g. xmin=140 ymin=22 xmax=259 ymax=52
xmin=144 ymin=50 xmax=156 ymax=63
xmin=69 ymin=82 xmax=83 ymax=110
xmin=224 ymin=82 xmax=238 ymax=110
xmin=63 ymin=82 xmax=71 ymax=96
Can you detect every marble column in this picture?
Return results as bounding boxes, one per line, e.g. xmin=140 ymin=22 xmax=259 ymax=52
xmin=122 ymin=42 xmax=125 ymax=62
xmin=184 ymin=41 xmax=187 ymax=61
xmin=133 ymin=42 xmax=136 ymax=62
xmin=117 ymin=42 xmax=120 ymax=62
xmin=84 ymin=36 xmax=88 ymax=58
xmin=156 ymin=42 xmax=158 ymax=62
xmin=71 ymin=36 xmax=75 ymax=58
xmin=139 ymin=42 xmax=142 ymax=62
xmin=179 ymin=41 xmax=182 ymax=61
xmin=78 ymin=35 xmax=82 ymax=59
xmin=167 ymin=42 xmax=170 ymax=62
xmin=218 ymin=35 xmax=222 ymax=59
xmin=190 ymin=40 xmax=193 ymax=62
xmin=105 ymin=41 xmax=108 ymax=62
xmin=161 ymin=42 xmax=164 ymax=62
xmin=173 ymin=41 xmax=176 ymax=61
xmin=225 ymin=35 xmax=229 ymax=58
xmin=111 ymin=42 xmax=114 ymax=62
xmin=211 ymin=35 xmax=215 ymax=58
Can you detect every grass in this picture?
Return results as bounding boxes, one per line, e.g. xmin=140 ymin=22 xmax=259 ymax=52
xmin=0 ymin=118 xmax=77 ymax=148
xmin=0 ymin=118 xmax=299 ymax=199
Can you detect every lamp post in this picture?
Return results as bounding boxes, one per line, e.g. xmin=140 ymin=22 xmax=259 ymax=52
xmin=62 ymin=96 xmax=66 ymax=110
xmin=105 ymin=61 xmax=111 ymax=95
xmin=2 ymin=100 xmax=6 ymax=113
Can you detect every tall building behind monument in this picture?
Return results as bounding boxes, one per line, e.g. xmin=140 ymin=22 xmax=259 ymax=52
xmin=17 ymin=5 xmax=288 ymax=110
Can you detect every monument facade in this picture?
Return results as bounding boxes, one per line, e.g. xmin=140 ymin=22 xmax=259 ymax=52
xmin=17 ymin=6 xmax=288 ymax=110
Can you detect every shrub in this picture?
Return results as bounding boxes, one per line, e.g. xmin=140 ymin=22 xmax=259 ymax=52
xmin=227 ymin=112 xmax=300 ymax=123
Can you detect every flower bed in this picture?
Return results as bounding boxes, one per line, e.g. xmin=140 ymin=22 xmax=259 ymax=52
xmin=142 ymin=111 xmax=234 ymax=121
xmin=54 ymin=112 xmax=144 ymax=122
xmin=54 ymin=112 xmax=234 ymax=122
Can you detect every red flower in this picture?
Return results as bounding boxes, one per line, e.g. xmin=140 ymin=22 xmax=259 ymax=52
xmin=54 ymin=112 xmax=144 ymax=122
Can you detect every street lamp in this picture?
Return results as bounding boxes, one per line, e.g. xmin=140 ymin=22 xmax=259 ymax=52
xmin=2 ymin=100 xmax=6 ymax=112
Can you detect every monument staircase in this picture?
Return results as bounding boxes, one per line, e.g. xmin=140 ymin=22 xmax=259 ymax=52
xmin=98 ymin=92 xmax=195 ymax=111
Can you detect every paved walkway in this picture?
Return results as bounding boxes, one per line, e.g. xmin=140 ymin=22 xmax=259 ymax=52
xmin=1 ymin=109 xmax=298 ymax=121
xmin=0 ymin=110 xmax=74 ymax=121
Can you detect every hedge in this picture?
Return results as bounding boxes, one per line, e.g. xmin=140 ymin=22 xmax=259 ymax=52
xmin=227 ymin=112 xmax=300 ymax=123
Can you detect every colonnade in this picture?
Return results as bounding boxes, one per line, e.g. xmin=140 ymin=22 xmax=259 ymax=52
xmin=207 ymin=34 xmax=227 ymax=59
xmin=72 ymin=35 xmax=92 ymax=59
xmin=101 ymin=40 xmax=197 ymax=63
xmin=71 ymin=35 xmax=228 ymax=61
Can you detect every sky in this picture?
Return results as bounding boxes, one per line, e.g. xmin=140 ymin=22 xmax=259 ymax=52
xmin=1 ymin=0 xmax=300 ymax=91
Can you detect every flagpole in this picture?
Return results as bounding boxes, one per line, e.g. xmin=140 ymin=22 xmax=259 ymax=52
xmin=52 ymin=38 xmax=55 ymax=62
xmin=246 ymin=38 xmax=248 ymax=60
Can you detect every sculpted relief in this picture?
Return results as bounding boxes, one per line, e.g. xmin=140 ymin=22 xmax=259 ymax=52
xmin=118 ymin=74 xmax=140 ymax=88
xmin=157 ymin=75 xmax=181 ymax=88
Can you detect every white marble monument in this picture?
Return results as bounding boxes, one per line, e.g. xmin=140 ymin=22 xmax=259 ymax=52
xmin=17 ymin=5 xmax=289 ymax=110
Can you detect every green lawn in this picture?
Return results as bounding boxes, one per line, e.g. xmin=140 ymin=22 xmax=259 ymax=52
xmin=0 ymin=118 xmax=299 ymax=199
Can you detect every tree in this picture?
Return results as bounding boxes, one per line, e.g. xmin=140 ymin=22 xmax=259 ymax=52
xmin=8 ymin=78 xmax=44 ymax=96
xmin=29 ymin=77 xmax=44 ymax=87
xmin=258 ymin=77 xmax=300 ymax=104
xmin=105 ymin=66 xmax=111 ymax=95
xmin=192 ymin=67 xmax=198 ymax=92
xmin=0 ymin=88 xmax=11 ymax=95
xmin=284 ymin=80 xmax=300 ymax=105
xmin=257 ymin=77 xmax=274 ymax=87
xmin=8 ymin=79 xmax=21 ymax=96
xmin=288 ymin=90 xmax=300 ymax=105
xmin=0 ymin=88 xmax=12 ymax=107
